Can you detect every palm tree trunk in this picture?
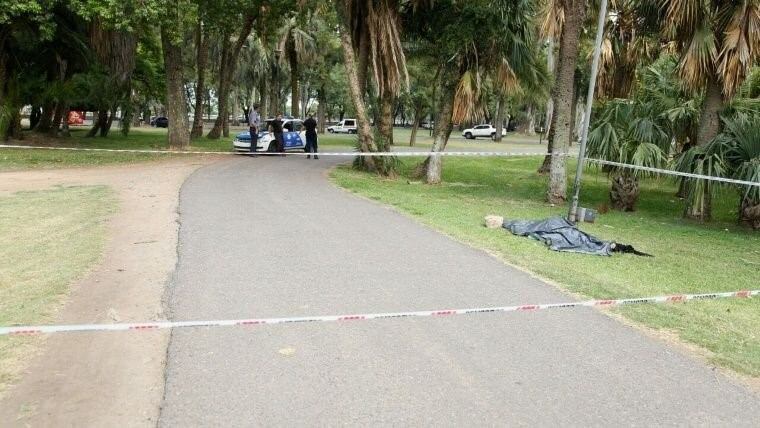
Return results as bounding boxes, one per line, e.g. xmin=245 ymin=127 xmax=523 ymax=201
xmin=526 ymin=104 xmax=536 ymax=136
xmin=35 ymin=101 xmax=55 ymax=133
xmin=191 ymin=21 xmax=208 ymax=138
xmin=547 ymin=0 xmax=587 ymax=204
xmin=409 ymin=108 xmax=421 ymax=146
xmin=231 ymin=91 xmax=240 ymax=126
xmin=357 ymin=29 xmax=370 ymax=95
xmin=424 ymin=77 xmax=457 ymax=184
xmin=317 ymin=85 xmax=326 ymax=133
xmin=685 ymin=75 xmax=723 ymax=220
xmin=50 ymin=100 xmax=66 ymax=136
xmin=697 ymin=77 xmax=723 ymax=146
xmin=538 ymin=36 xmax=556 ymax=172
xmin=610 ymin=173 xmax=639 ymax=211
xmin=494 ymin=98 xmax=505 ymax=142
xmin=289 ymin=44 xmax=299 ymax=118
xmin=161 ymin=25 xmax=190 ymax=149
xmin=259 ymin=78 xmax=268 ymax=119
xmin=543 ymin=37 xmax=555 ymax=136
xmin=378 ymin=91 xmax=395 ymax=149
xmin=740 ymin=198 xmax=760 ymax=230
xmin=338 ymin=28 xmax=379 ymax=172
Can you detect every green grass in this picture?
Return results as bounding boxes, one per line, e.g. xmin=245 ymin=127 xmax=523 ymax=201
xmin=0 ymin=127 xmax=235 ymax=171
xmin=0 ymin=186 xmax=117 ymax=392
xmin=331 ymin=156 xmax=760 ymax=376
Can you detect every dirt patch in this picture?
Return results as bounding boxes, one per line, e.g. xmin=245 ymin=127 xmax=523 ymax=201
xmin=0 ymin=156 xmax=223 ymax=426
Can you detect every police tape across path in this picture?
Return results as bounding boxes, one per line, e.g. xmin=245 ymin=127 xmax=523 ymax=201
xmin=1 ymin=289 xmax=756 ymax=336
xmin=0 ymin=144 xmax=553 ymax=158
xmin=2 ymin=144 xmax=758 ymax=187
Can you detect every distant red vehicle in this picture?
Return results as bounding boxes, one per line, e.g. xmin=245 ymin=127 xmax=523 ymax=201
xmin=67 ymin=111 xmax=84 ymax=125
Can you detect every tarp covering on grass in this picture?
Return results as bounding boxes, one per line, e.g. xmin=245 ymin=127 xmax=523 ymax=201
xmin=502 ymin=217 xmax=614 ymax=256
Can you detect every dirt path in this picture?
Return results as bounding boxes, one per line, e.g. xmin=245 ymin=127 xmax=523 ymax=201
xmin=0 ymin=156 xmax=222 ymax=426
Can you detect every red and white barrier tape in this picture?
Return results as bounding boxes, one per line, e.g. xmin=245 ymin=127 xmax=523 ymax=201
xmin=2 ymin=290 xmax=756 ymax=336
xmin=584 ymin=158 xmax=760 ymax=188
xmin=2 ymin=144 xmax=756 ymax=186
xmin=0 ymin=144 xmax=551 ymax=158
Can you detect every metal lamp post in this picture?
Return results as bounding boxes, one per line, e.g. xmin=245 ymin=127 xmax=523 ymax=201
xmin=567 ymin=0 xmax=609 ymax=223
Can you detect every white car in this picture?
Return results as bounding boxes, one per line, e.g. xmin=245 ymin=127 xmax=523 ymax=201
xmin=327 ymin=119 xmax=357 ymax=134
xmin=232 ymin=118 xmax=307 ymax=152
xmin=462 ymin=124 xmax=507 ymax=140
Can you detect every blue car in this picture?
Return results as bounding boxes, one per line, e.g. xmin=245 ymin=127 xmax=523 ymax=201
xmin=233 ymin=119 xmax=306 ymax=152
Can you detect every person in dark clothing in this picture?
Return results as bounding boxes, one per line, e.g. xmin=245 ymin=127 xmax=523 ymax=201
xmin=303 ymin=113 xmax=318 ymax=159
xmin=269 ymin=114 xmax=285 ymax=155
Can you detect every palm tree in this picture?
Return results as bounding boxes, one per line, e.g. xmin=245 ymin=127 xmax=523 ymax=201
xmin=335 ymin=0 xmax=409 ymax=175
xmin=277 ymin=15 xmax=316 ymax=118
xmin=664 ymin=0 xmax=760 ymax=220
xmin=675 ymin=113 xmax=760 ymax=228
xmin=587 ymin=99 xmax=670 ymax=210
xmin=404 ymin=0 xmax=543 ymax=184
xmin=546 ymin=0 xmax=588 ymax=203
xmin=589 ymin=56 xmax=699 ymax=210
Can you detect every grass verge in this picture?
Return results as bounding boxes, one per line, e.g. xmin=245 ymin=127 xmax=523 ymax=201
xmin=331 ymin=156 xmax=760 ymax=376
xmin=0 ymin=186 xmax=116 ymax=393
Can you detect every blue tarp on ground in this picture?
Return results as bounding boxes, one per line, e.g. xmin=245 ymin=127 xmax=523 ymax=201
xmin=503 ymin=217 xmax=613 ymax=256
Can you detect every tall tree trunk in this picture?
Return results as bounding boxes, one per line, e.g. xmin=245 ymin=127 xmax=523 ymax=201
xmin=526 ymin=104 xmax=536 ymax=136
xmin=378 ymin=91 xmax=395 ymax=149
xmin=48 ymin=55 xmax=68 ymax=136
xmin=191 ymin=21 xmax=208 ymax=138
xmin=543 ymin=37 xmax=555 ymax=136
xmin=208 ymin=37 xmax=231 ymax=139
xmin=317 ymin=85 xmax=326 ymax=133
xmin=547 ymin=0 xmax=586 ymax=204
xmin=50 ymin=100 xmax=66 ymax=136
xmin=289 ymin=44 xmax=299 ymax=118
xmin=86 ymin=110 xmax=107 ymax=137
xmin=357 ymin=29 xmax=370 ymax=95
xmin=538 ymin=125 xmax=554 ymax=173
xmin=101 ymin=105 xmax=115 ymax=137
xmin=231 ymin=91 xmax=240 ymax=126
xmin=424 ymin=76 xmax=457 ymax=184
xmin=685 ymin=75 xmax=723 ymax=220
xmin=120 ymin=81 xmax=133 ymax=136
xmin=339 ymin=28 xmax=380 ymax=173
xmin=259 ymin=78 xmax=268 ymax=119
xmin=409 ymin=108 xmax=421 ymax=146
xmin=60 ymin=107 xmax=71 ymax=137
xmin=697 ymin=77 xmax=723 ymax=146
xmin=539 ymin=37 xmax=557 ymax=173
xmin=208 ymin=15 xmax=256 ymax=139
xmin=29 ymin=106 xmax=41 ymax=130
xmin=494 ymin=98 xmax=506 ymax=142
xmin=161 ymin=25 xmax=190 ymax=149
xmin=35 ymin=101 xmax=55 ymax=132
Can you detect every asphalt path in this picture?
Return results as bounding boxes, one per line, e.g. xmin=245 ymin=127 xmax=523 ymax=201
xmin=159 ymin=155 xmax=759 ymax=426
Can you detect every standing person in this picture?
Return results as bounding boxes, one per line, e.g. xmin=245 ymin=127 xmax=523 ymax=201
xmin=270 ymin=113 xmax=285 ymax=155
xmin=303 ymin=112 xmax=318 ymax=159
xmin=248 ymin=104 xmax=260 ymax=154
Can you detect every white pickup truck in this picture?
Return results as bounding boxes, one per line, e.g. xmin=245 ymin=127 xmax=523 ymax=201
xmin=327 ymin=119 xmax=358 ymax=134
xmin=461 ymin=124 xmax=507 ymax=140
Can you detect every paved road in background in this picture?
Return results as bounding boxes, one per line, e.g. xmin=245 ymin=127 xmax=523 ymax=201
xmin=160 ymin=156 xmax=759 ymax=426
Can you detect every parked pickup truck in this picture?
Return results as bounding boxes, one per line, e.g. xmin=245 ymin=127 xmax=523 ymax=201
xmin=327 ymin=119 xmax=357 ymax=134
xmin=461 ymin=124 xmax=507 ymax=140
